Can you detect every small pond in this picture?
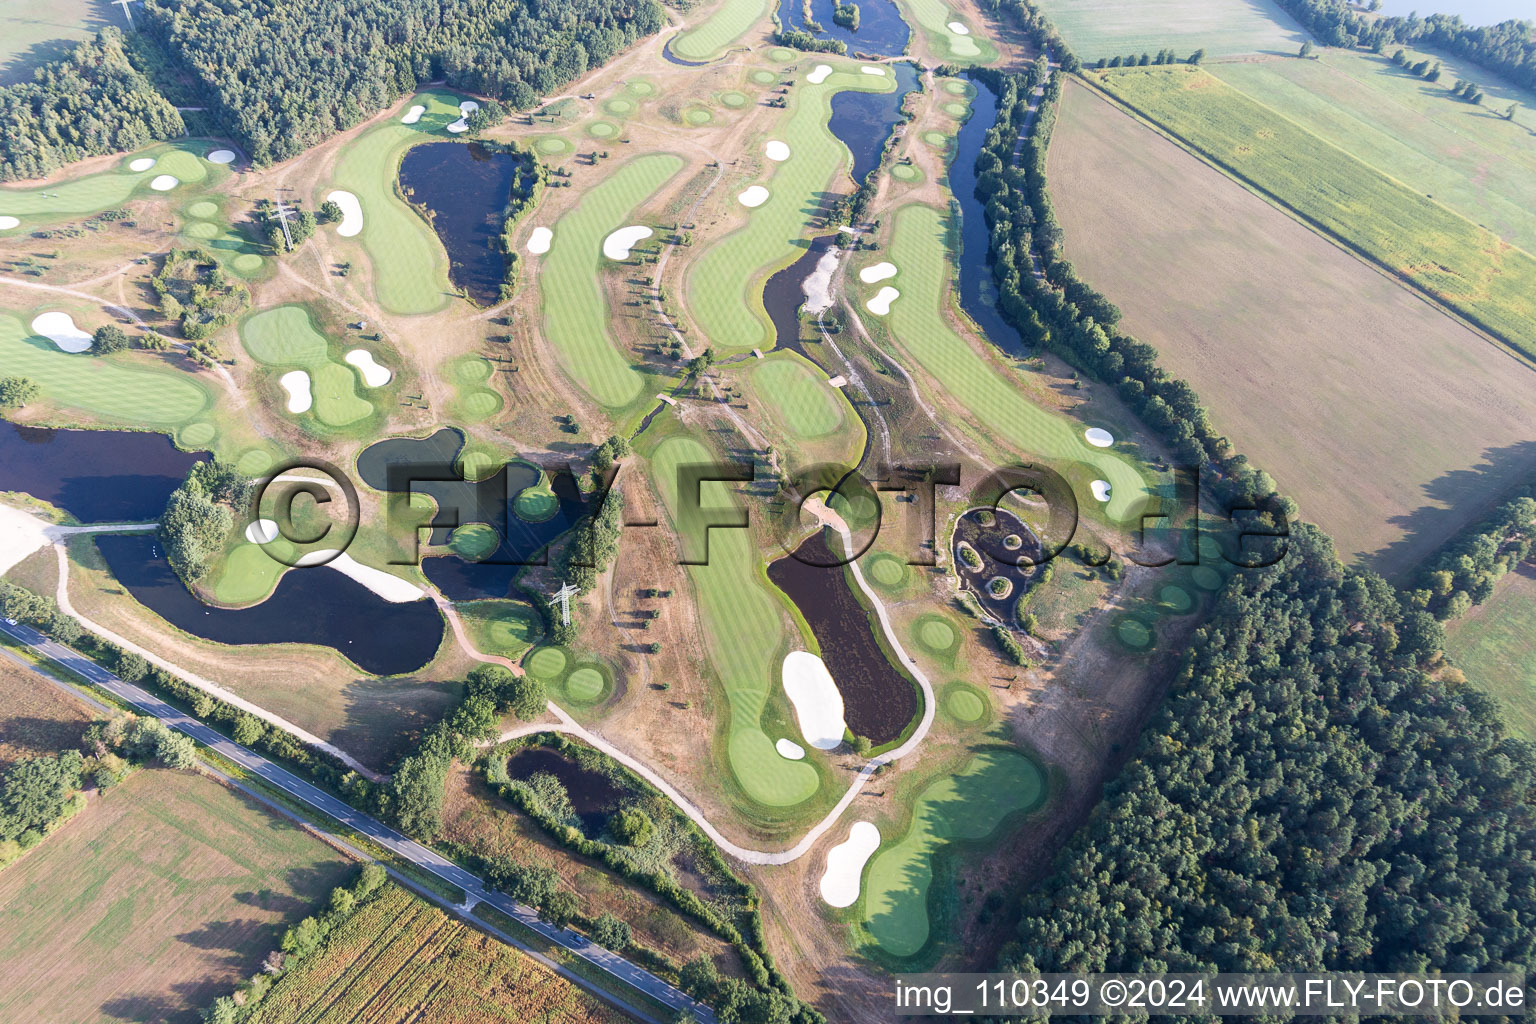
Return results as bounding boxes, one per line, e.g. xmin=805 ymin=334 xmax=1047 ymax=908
xmin=506 ymin=745 xmax=628 ymax=833
xmin=829 ymin=60 xmax=921 ymax=185
xmin=778 ymin=0 xmax=911 ymax=58
xmin=0 ymin=421 xmax=206 ymax=522
xmin=952 ymin=506 xmax=1043 ymax=628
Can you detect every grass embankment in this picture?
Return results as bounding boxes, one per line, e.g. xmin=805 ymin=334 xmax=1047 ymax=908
xmin=669 ymin=0 xmax=773 ymax=61
xmin=1031 ymin=0 xmax=1305 ymax=59
xmin=648 ymin=434 xmax=822 ymax=808
xmin=687 ymin=62 xmax=893 ymax=354
xmin=541 ymin=152 xmax=684 ymax=409
xmin=0 ymin=770 xmax=351 ymax=1023
xmin=877 ymin=203 xmax=1148 ymax=521
xmin=1094 ymin=67 xmax=1536 ymax=362
xmin=1447 ymin=567 xmax=1536 ymax=742
xmin=328 ymin=90 xmax=466 ymax=316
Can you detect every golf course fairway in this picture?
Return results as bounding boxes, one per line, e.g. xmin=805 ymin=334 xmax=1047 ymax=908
xmin=863 ymin=748 xmax=1045 ymax=957
xmin=650 ymin=434 xmax=820 ymax=807
xmin=241 ymin=306 xmax=375 ymax=427
xmin=542 ymin=152 xmax=684 ymax=409
xmin=881 ymin=204 xmax=1147 ymax=520
xmin=687 ymin=63 xmax=894 ymax=353
xmin=0 ymin=145 xmax=211 ymax=223
xmin=670 ymin=0 xmax=773 ymax=61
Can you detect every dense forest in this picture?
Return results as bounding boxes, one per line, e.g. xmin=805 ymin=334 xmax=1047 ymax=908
xmin=0 ymin=29 xmax=183 ymax=182
xmin=137 ymin=0 xmax=665 ymax=164
xmin=1001 ymin=525 xmax=1536 ymax=977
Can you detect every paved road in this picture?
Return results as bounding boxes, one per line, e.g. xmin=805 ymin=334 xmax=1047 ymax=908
xmin=0 ymin=619 xmax=713 ymax=1024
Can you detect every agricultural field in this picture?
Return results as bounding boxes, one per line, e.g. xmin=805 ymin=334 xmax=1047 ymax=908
xmin=1212 ymin=49 xmax=1536 ymax=254
xmin=247 ymin=883 xmax=626 ymax=1024
xmin=1446 ymin=565 xmax=1536 ymax=742
xmin=1048 ymin=81 xmax=1536 ymax=577
xmin=0 ymin=654 xmax=94 ymax=768
xmin=0 ymin=0 xmax=113 ymax=85
xmin=1091 ymin=66 xmax=1536 ymax=361
xmin=1031 ymin=0 xmax=1305 ymax=60
xmin=0 ymin=770 xmax=351 ymax=1024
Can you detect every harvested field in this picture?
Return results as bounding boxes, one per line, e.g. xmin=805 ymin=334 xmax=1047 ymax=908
xmin=0 ymin=770 xmax=351 ymax=1024
xmin=1446 ymin=563 xmax=1536 ymax=742
xmin=1048 ymin=81 xmax=1536 ymax=577
xmin=1031 ymin=0 xmax=1305 ymax=60
xmin=0 ymin=653 xmax=93 ymax=769
xmin=246 ymin=883 xmax=626 ymax=1024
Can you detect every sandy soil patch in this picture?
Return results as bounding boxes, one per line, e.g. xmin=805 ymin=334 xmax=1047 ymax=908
xmin=803 ymin=247 xmax=841 ymax=314
xmin=948 ymin=21 xmax=970 ymax=33
xmin=0 ymin=505 xmax=52 ymax=576
xmin=782 ymin=650 xmax=846 ymax=750
xmin=865 ymin=285 xmax=899 ymax=315
xmin=344 ymin=348 xmax=391 ymax=386
xmin=527 ymin=226 xmax=553 ymax=254
xmin=861 ymin=65 xmax=886 ymax=75
xmin=243 ymin=518 xmax=279 ymax=544
xmin=766 ymin=140 xmax=791 ymax=162
xmin=294 ymin=550 xmax=425 ymax=603
xmin=858 ymin=261 xmax=897 ymax=283
xmin=29 ymin=311 xmax=92 ymax=352
xmin=603 ymin=224 xmax=652 ymax=259
xmin=447 ymin=99 xmax=481 ymax=134
xmin=738 ymin=185 xmax=770 ymax=208
xmin=1084 ymin=426 xmax=1114 ymax=447
xmin=128 ymin=157 xmax=156 ymax=172
xmin=278 ymin=370 xmax=312 ymax=413
xmin=819 ymin=821 xmax=880 ymax=908
xmin=325 ymin=189 xmax=363 ymax=236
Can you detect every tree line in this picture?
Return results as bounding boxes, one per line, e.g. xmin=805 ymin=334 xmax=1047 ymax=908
xmin=1409 ymin=486 xmax=1535 ymax=621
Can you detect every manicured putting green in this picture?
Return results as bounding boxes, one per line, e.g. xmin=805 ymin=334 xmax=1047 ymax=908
xmin=236 ymin=449 xmax=274 ymax=475
xmin=187 ymin=200 xmax=218 ymax=218
xmin=751 ymin=357 xmax=843 ymax=438
xmin=671 ymin=0 xmax=773 ymax=60
xmin=751 ymin=70 xmax=777 ymax=84
xmin=536 ymin=136 xmax=571 ymax=155
xmin=241 ymin=306 xmax=374 ymax=426
xmin=899 ymin=0 xmax=995 ymax=61
xmin=771 ymin=48 xmax=795 ymax=61
xmin=212 ymin=541 xmax=292 ymax=605
xmin=180 ymin=421 xmax=216 ymax=446
xmin=689 ymin=65 xmax=895 ymax=352
xmin=453 ymin=356 xmax=492 ymax=382
xmin=526 ymin=646 xmax=569 ymax=679
xmin=922 ymin=131 xmax=947 ymax=145
xmin=891 ymin=164 xmax=920 ymax=181
xmin=450 ymin=523 xmax=499 ymax=561
xmin=587 ymin=120 xmax=618 ymax=137
xmin=720 ymin=91 xmax=749 ymax=108
xmin=1116 ymin=617 xmax=1153 ymax=649
xmin=943 ymin=102 xmax=969 ymax=117
xmin=184 ymin=221 xmax=219 ymax=239
xmin=917 ymin=616 xmax=956 ymax=653
xmin=653 ymin=435 xmax=819 ymax=807
xmin=564 ymin=666 xmax=607 ymax=703
xmin=943 ymin=683 xmax=986 ymax=722
xmin=866 ymin=553 xmax=906 ymax=588
xmin=605 ymin=99 xmax=633 ymax=115
xmin=684 ymin=108 xmax=712 ymax=125
xmin=0 ymin=314 xmax=208 ymax=426
xmin=943 ymin=80 xmax=969 ymax=95
xmin=1159 ymin=584 xmax=1194 ymax=613
xmin=455 ymin=388 xmax=502 ymax=420
xmin=1191 ymin=565 xmax=1224 ymax=591
xmin=864 ymin=749 xmax=1045 ymax=955
xmin=458 ymin=450 xmax=495 ymax=480
xmin=514 ymin=485 xmax=559 ymax=522
xmin=232 ymin=253 xmax=264 ymax=274
xmin=478 ymin=605 xmax=538 ymax=652
xmin=309 ymin=362 xmax=374 ymax=426
xmin=627 ymin=80 xmax=655 ymax=95
xmin=542 ymin=152 xmax=683 ymax=408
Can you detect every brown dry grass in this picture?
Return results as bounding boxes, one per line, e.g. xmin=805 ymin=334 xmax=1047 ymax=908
xmin=0 ymin=651 xmax=94 ymax=768
xmin=1048 ymin=79 xmax=1536 ymax=580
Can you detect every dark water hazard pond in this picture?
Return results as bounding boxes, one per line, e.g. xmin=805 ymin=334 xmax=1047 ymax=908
xmin=953 ymin=506 xmax=1043 ymax=627
xmin=950 ymin=75 xmax=1027 ymax=355
xmin=779 ymin=0 xmax=911 ymax=57
xmin=356 ymin=428 xmax=585 ymax=600
xmin=0 ymin=421 xmax=206 ymax=522
xmin=830 ymin=60 xmax=920 ymax=184
xmin=763 ymin=235 xmax=836 ymax=360
xmin=398 ymin=141 xmax=535 ymax=306
xmin=93 ymin=533 xmax=445 ymax=676
xmin=769 ymin=531 xmax=918 ymax=744
xmin=506 ymin=745 xmax=628 ymax=832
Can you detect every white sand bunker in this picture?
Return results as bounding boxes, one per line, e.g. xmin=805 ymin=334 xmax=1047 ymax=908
xmin=128 ymin=157 xmax=156 ymax=172
xmin=402 ymin=104 xmax=426 ymax=124
xmin=603 ymin=224 xmax=652 ymax=260
xmin=765 ymin=140 xmax=790 ymax=162
xmin=447 ymin=99 xmax=481 ymax=134
xmin=861 ymin=65 xmax=886 ymax=75
xmin=1091 ymin=480 xmax=1112 ymax=503
xmin=738 ymin=185 xmax=770 ymax=208
xmin=149 ymin=174 xmax=179 ymax=191
xmin=279 ymin=370 xmax=313 ymax=413
xmin=782 ymin=650 xmax=847 ymax=750
xmin=776 ymin=738 xmax=806 ymax=760
xmin=326 ymin=189 xmax=363 ymax=237
xmin=207 ymin=149 xmax=236 ymax=164
xmin=295 ymin=549 xmax=425 ymax=602
xmin=526 ymin=226 xmax=553 ymax=254
xmin=820 ymin=821 xmax=880 ymax=908
xmin=859 ymin=261 xmax=897 ymax=283
xmin=866 ymin=286 xmax=899 ymax=315
xmin=802 ymin=246 xmax=841 ymax=315
xmin=30 ymin=312 xmax=92 ymax=353
xmin=807 ymin=64 xmax=833 ymax=84
xmin=948 ymin=21 xmax=970 ymax=33
xmin=244 ymin=518 xmax=280 ymax=544
xmin=1084 ymin=426 xmax=1114 ymax=447
xmin=345 ymin=349 xmax=392 ymax=387
xmin=0 ymin=216 xmax=18 ymax=230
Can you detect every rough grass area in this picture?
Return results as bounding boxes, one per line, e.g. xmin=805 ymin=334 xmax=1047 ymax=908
xmin=458 ymin=599 xmax=542 ymax=661
xmin=0 ymin=312 xmax=210 ymax=426
xmin=0 ymin=0 xmax=113 ymax=86
xmin=0 ymin=770 xmax=351 ymax=1024
xmin=1093 ymin=66 xmax=1536 ymax=360
xmin=0 ymin=654 xmax=93 ymax=769
xmin=1213 ymin=50 xmax=1536 ymax=255
xmin=687 ymin=62 xmax=893 ymax=353
xmin=541 ymin=152 xmax=683 ymax=409
xmin=246 ymin=883 xmax=625 ymax=1024
xmin=670 ymin=0 xmax=772 ymax=61
xmin=1048 ymin=81 xmax=1536 ymax=578
xmin=1034 ymin=0 xmax=1305 ymax=60
xmin=1446 ymin=565 xmax=1536 ymax=742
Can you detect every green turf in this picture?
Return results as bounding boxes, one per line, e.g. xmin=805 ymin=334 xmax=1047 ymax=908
xmin=882 ymin=204 xmax=1148 ymax=521
xmin=0 ymin=313 xmax=209 ymax=425
xmin=942 ymin=682 xmax=987 ymax=723
xmin=628 ymin=80 xmax=655 ymax=95
xmin=526 ymin=646 xmax=569 ymax=679
xmin=922 ymin=130 xmax=947 ymax=145
xmin=1159 ymin=584 xmax=1193 ymax=613
xmin=1097 ymin=67 xmax=1536 ymax=361
xmin=684 ymin=107 xmax=713 ymax=125
xmin=605 ymin=98 xmax=634 ymax=115
xmin=179 ymin=422 xmax=217 ymax=447
xmin=896 ymin=0 xmax=995 ymax=62
xmin=212 ymin=541 xmax=293 ymax=605
xmin=0 ymin=145 xmax=211 ymax=225
xmin=535 ymin=136 xmax=571 ymax=155
xmin=652 ymin=435 xmax=819 ymax=807
xmin=863 ymin=748 xmax=1045 ymax=956
xmin=542 ymin=152 xmax=683 ymax=408
xmin=943 ymin=102 xmax=968 ymax=117
xmin=750 ymin=356 xmax=844 ymax=438
xmin=943 ymin=81 xmax=969 ymax=96
xmin=891 ymin=164 xmax=920 ymax=181
xmin=587 ymin=120 xmax=618 ymax=137
xmin=1212 ymin=48 xmax=1536 ymax=255
xmin=187 ymin=200 xmax=219 ymax=218
xmin=671 ymin=0 xmax=773 ymax=61
xmin=720 ymin=91 xmax=749 ymax=108
xmin=1190 ymin=565 xmax=1224 ymax=591
xmin=458 ymin=600 xmax=542 ymax=660
xmin=1446 ymin=570 xmax=1536 ymax=742
xmin=913 ymin=614 xmax=958 ymax=656
xmin=232 ymin=253 xmax=265 ymax=274
xmin=240 ymin=306 xmax=373 ymax=426
xmin=236 ymin=449 xmax=275 ymax=475
xmin=513 ymin=483 xmax=559 ymax=523
xmin=458 ymin=450 xmax=495 ymax=480
xmin=751 ymin=70 xmax=778 ymax=85
xmin=563 ymin=665 xmax=608 ymax=704
xmin=1116 ymin=617 xmax=1153 ymax=649
xmin=450 ymin=523 xmax=500 ymax=560
xmin=184 ymin=221 xmax=219 ymax=239
xmin=866 ymin=553 xmax=907 ymax=588
xmin=329 ymin=90 xmax=465 ymax=315
xmin=1035 ymin=0 xmax=1305 ymax=60
xmin=688 ymin=63 xmax=894 ymax=353
xmin=306 ymin=366 xmax=374 ymax=428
